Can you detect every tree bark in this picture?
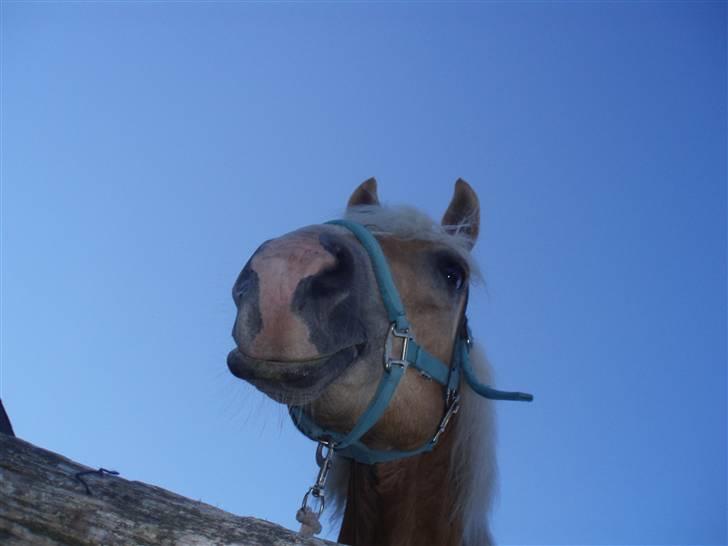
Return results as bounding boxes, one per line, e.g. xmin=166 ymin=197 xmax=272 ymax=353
xmin=0 ymin=434 xmax=337 ymax=546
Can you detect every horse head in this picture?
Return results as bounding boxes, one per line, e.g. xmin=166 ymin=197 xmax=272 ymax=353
xmin=227 ymin=178 xmax=480 ymax=453
xmin=227 ymin=179 xmax=532 ymax=546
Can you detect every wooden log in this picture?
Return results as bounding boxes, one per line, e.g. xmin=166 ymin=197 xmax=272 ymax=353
xmin=0 ymin=434 xmax=337 ymax=546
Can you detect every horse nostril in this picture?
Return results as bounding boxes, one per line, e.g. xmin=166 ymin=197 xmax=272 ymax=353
xmin=233 ymin=264 xmax=256 ymax=305
xmin=309 ymin=237 xmax=354 ymax=300
xmin=288 ymin=233 xmax=356 ymax=310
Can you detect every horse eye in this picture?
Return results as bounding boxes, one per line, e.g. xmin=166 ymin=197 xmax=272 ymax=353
xmin=442 ymin=263 xmax=466 ymax=291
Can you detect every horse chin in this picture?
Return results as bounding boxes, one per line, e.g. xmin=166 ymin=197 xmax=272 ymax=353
xmin=227 ymin=343 xmax=365 ymax=405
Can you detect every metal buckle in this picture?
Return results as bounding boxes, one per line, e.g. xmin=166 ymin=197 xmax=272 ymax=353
xmin=431 ymin=393 xmax=460 ymax=445
xmin=384 ymin=322 xmax=413 ymax=371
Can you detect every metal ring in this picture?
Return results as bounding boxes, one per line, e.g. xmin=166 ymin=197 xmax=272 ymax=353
xmin=301 ymin=487 xmax=326 ymax=517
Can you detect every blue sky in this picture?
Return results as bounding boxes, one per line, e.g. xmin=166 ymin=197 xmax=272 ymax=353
xmin=1 ymin=2 xmax=725 ymax=544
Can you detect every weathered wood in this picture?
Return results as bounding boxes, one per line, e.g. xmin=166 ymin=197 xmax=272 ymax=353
xmin=0 ymin=434 xmax=337 ymax=546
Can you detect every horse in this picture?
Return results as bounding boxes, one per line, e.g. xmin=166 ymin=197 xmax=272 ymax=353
xmin=227 ymin=178 xmax=531 ymax=546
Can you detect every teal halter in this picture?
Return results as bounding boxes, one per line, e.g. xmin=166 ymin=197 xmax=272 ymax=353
xmin=289 ymin=219 xmax=533 ymax=465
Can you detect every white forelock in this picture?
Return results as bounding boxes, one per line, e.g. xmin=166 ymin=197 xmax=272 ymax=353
xmin=342 ymin=204 xmax=482 ymax=281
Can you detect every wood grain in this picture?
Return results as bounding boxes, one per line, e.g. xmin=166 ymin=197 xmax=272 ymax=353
xmin=0 ymin=434 xmax=338 ymax=546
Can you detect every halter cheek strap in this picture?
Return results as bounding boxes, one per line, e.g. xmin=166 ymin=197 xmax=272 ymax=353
xmin=289 ymin=219 xmax=532 ymax=465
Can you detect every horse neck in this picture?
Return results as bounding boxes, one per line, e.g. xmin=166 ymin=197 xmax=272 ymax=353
xmin=337 ymin=419 xmax=463 ymax=546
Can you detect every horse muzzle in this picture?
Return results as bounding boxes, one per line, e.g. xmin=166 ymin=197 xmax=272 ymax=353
xmin=228 ymin=225 xmax=373 ymax=402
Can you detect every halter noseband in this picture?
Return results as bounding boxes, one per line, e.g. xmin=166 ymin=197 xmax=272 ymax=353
xmin=289 ymin=219 xmax=533 ymax=465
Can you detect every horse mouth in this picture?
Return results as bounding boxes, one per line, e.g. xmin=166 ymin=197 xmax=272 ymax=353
xmin=227 ymin=343 xmax=366 ymax=404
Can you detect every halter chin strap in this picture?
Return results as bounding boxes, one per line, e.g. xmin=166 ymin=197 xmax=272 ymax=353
xmin=289 ymin=219 xmax=533 ymax=465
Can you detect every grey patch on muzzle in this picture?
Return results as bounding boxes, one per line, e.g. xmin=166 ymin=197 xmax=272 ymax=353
xmin=232 ymin=262 xmax=263 ymax=343
xmin=290 ymin=232 xmax=368 ymax=355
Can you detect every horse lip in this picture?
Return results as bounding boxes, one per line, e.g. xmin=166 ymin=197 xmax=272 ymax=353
xmin=227 ymin=343 xmax=365 ymax=399
xmin=228 ymin=349 xmax=335 ymax=370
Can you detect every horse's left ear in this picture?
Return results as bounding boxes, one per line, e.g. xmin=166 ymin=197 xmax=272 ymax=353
xmin=347 ymin=177 xmax=380 ymax=208
xmin=441 ymin=178 xmax=480 ymax=249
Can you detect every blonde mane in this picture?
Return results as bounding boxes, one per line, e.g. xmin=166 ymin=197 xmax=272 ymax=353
xmin=343 ymin=204 xmax=482 ymax=281
xmin=324 ymin=204 xmax=497 ymax=545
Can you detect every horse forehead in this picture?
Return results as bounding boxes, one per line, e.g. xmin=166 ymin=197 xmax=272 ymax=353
xmin=378 ymin=236 xmax=434 ymax=256
xmin=378 ymin=237 xmax=436 ymax=281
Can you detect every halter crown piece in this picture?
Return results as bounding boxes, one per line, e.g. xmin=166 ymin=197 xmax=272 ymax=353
xmin=294 ymin=219 xmax=533 ymax=535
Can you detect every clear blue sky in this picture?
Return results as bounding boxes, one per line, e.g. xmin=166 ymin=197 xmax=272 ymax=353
xmin=2 ymin=2 xmax=725 ymax=544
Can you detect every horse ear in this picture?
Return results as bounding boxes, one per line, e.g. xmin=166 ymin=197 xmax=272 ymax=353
xmin=347 ymin=177 xmax=380 ymax=208
xmin=441 ymin=178 xmax=480 ymax=248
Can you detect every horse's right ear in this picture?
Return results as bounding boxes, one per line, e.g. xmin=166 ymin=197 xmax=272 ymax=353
xmin=442 ymin=178 xmax=480 ymax=248
xmin=347 ymin=177 xmax=380 ymax=208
